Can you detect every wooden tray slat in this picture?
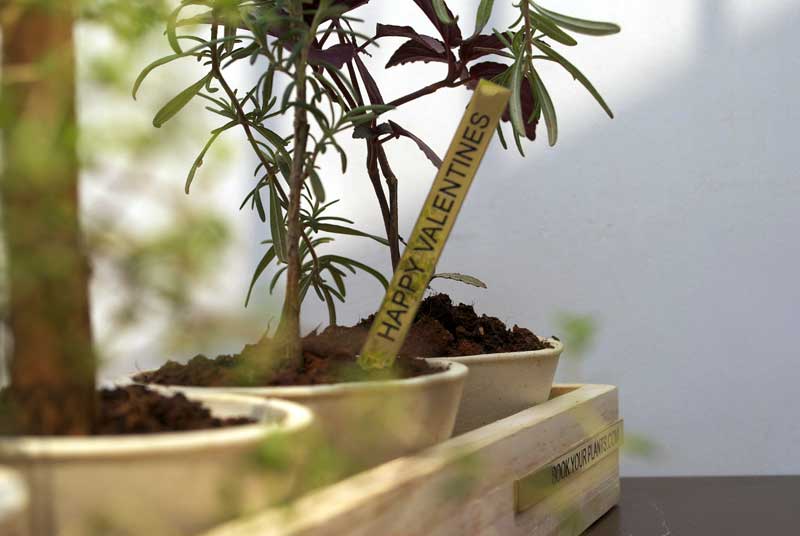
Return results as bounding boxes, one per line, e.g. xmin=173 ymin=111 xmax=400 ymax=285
xmin=206 ymin=384 xmax=620 ymax=536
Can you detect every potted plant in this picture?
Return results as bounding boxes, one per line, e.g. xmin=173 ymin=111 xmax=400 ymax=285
xmin=342 ymin=0 xmax=618 ymax=434
xmin=294 ymin=0 xmax=617 ymax=434
xmin=130 ymin=0 xmax=470 ymax=474
xmin=132 ymin=0 xmax=617 ymax=461
xmin=0 ymin=2 xmax=312 ymax=534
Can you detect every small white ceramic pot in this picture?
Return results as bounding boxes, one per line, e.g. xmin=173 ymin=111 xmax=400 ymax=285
xmin=428 ymin=339 xmax=563 ymax=435
xmin=0 ymin=467 xmax=28 ymax=536
xmin=0 ymin=393 xmax=312 ymax=536
xmin=130 ymin=361 xmax=467 ymax=475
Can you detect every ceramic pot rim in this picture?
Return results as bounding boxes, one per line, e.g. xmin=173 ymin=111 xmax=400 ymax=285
xmin=0 ymin=394 xmax=311 ymax=461
xmin=427 ymin=338 xmax=563 ymax=364
xmin=129 ymin=360 xmax=468 ymax=400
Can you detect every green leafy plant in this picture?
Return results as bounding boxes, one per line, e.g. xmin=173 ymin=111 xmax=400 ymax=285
xmin=136 ymin=0 xmax=618 ymax=366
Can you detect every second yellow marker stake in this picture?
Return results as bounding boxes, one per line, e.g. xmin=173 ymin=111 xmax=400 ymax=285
xmin=359 ymin=80 xmax=511 ymax=370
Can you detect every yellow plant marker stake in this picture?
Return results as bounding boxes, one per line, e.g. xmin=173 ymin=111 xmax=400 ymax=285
xmin=359 ymin=80 xmax=510 ymax=369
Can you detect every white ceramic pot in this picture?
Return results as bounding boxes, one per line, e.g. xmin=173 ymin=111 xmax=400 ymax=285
xmin=131 ymin=361 xmax=467 ymax=475
xmin=428 ymin=339 xmax=563 ymax=435
xmin=0 ymin=393 xmax=312 ymax=536
xmin=0 ymin=467 xmax=28 ymax=536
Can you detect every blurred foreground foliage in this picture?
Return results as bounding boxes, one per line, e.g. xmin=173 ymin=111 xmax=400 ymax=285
xmin=2 ymin=0 xmax=259 ymax=379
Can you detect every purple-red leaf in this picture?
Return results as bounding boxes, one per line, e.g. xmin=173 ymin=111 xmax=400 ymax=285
xmin=386 ymin=40 xmax=451 ymax=68
xmin=353 ymin=122 xmax=393 ymax=139
xmin=388 ymin=121 xmax=443 ymax=167
xmin=354 ymin=55 xmax=384 ymax=104
xmin=467 ymin=62 xmax=538 ymax=140
xmin=466 ymin=61 xmax=507 ymax=87
xmin=375 ymin=24 xmax=446 ymax=54
xmin=411 ymin=0 xmax=463 ymax=46
xmin=459 ymin=33 xmax=509 ymax=63
xmin=309 ymin=43 xmax=356 ymax=68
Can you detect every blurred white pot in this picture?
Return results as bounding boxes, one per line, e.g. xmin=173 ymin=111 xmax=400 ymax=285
xmin=131 ymin=361 xmax=467 ymax=474
xmin=428 ymin=339 xmax=563 ymax=435
xmin=0 ymin=393 xmax=312 ymax=536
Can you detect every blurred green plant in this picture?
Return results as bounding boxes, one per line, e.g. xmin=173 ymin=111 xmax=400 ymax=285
xmin=554 ymin=312 xmax=659 ymax=461
xmin=556 ymin=312 xmax=598 ymax=361
xmin=624 ymin=433 xmax=658 ymax=458
xmin=0 ymin=0 xmax=244 ymax=432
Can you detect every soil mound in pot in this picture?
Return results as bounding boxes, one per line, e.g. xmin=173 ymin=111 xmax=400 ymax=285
xmin=140 ymin=293 xmax=549 ymax=389
xmin=0 ymin=386 xmax=252 ymax=436
xmin=360 ymin=293 xmax=552 ymax=357
xmin=139 ymin=328 xmax=442 ymax=388
xmin=94 ymin=385 xmax=253 ymax=434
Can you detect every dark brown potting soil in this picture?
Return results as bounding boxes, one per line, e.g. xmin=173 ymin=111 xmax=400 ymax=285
xmin=94 ymin=385 xmax=253 ymax=434
xmin=139 ymin=329 xmax=441 ymax=388
xmin=405 ymin=293 xmax=552 ymax=357
xmin=0 ymin=385 xmax=253 ymax=436
xmin=140 ymin=293 xmax=550 ymax=389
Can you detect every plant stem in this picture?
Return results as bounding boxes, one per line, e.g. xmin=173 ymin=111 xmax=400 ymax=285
xmin=376 ymin=146 xmax=400 ymax=270
xmin=522 ymin=0 xmax=534 ymax=63
xmin=365 ymin=141 xmax=394 ymax=257
xmin=387 ymin=79 xmax=456 ymax=108
xmin=1 ymin=0 xmax=96 ymax=435
xmin=276 ymin=0 xmax=313 ymax=365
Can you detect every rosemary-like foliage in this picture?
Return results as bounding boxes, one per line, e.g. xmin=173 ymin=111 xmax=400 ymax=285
xmin=135 ymin=0 xmax=618 ymax=362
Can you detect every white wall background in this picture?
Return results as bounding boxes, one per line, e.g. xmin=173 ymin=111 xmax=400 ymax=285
xmin=86 ymin=1 xmax=800 ymax=477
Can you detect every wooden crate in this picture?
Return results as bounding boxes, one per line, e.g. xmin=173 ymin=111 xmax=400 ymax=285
xmin=206 ymin=384 xmax=621 ymax=536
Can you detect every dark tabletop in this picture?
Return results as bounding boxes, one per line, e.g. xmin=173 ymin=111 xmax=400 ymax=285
xmin=583 ymin=476 xmax=800 ymax=535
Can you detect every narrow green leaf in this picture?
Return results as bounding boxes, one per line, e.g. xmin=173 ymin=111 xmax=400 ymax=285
xmin=245 ymin=247 xmax=277 ymax=306
xmin=316 ymin=223 xmax=389 ymax=246
xmin=344 ymin=104 xmax=395 ymax=117
xmin=321 ymin=285 xmax=338 ymax=326
xmin=299 ymin=276 xmax=312 ymax=303
xmin=185 ymin=122 xmax=236 ymax=193
xmin=433 ymin=0 xmax=454 ymax=24
xmin=532 ymin=40 xmax=614 ymax=118
xmin=496 ymin=124 xmax=508 ymax=150
xmin=312 ymin=280 xmax=326 ymax=302
xmin=253 ymin=125 xmax=286 ymax=150
xmin=509 ymin=60 xmax=526 ymax=136
xmin=324 ymin=256 xmax=389 ymax=289
xmin=325 ymin=284 xmax=345 ymax=302
xmin=474 ymin=0 xmax=495 ymax=35
xmin=512 ymin=125 xmax=526 ymax=156
xmin=492 ymin=28 xmax=514 ymax=50
xmin=530 ymin=12 xmax=577 ymax=46
xmin=308 ymin=169 xmax=326 ymax=203
xmin=224 ymin=25 xmax=237 ymax=55
xmin=153 ymin=74 xmax=211 ymax=128
xmin=529 ymin=74 xmax=543 ymax=123
xmin=133 ymin=39 xmax=230 ymax=99
xmin=253 ymin=187 xmax=267 ymax=222
xmin=270 ymin=266 xmax=288 ymax=293
xmin=531 ymin=3 xmax=621 ymax=36
xmin=530 ymin=68 xmax=558 ymax=146
xmin=262 ymin=66 xmax=275 ymax=108
xmin=269 ymin=180 xmax=288 ymax=263
xmin=133 ymin=53 xmax=189 ymax=100
xmin=327 ymin=265 xmax=347 ymax=297
xmin=432 ymin=272 xmax=488 ymax=288
xmin=166 ymin=6 xmax=183 ymax=54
